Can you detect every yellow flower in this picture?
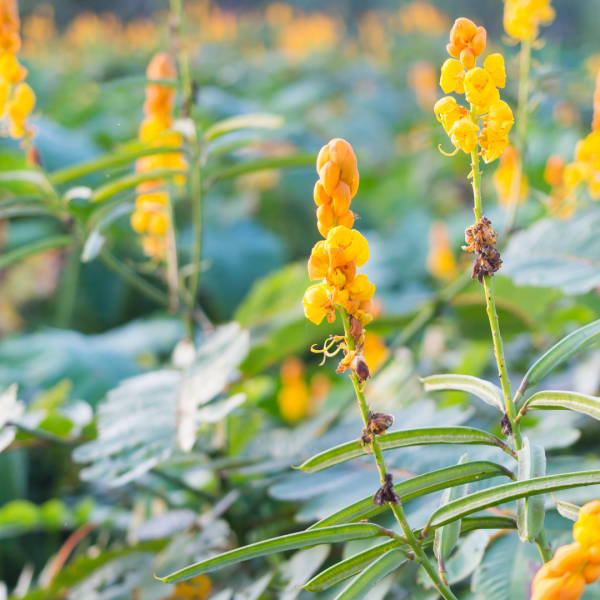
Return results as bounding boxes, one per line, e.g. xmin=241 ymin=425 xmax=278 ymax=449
xmin=479 ymin=129 xmax=509 ymax=163
xmin=449 ymin=117 xmax=479 ymax=153
xmin=346 ymin=273 xmax=375 ymax=302
xmin=0 ymin=52 xmax=25 ymax=83
xmin=7 ymin=82 xmax=35 ymax=138
xmin=493 ymin=145 xmax=528 ymax=204
xmin=434 ymin=96 xmax=468 ymax=133
xmin=576 ymin=132 xmax=600 ymax=171
xmin=169 ymin=575 xmax=212 ymax=600
xmin=0 ymin=0 xmax=22 ymax=54
xmin=361 ymin=332 xmax=389 ymax=374
xmin=426 ymin=221 xmax=457 ymax=281
xmin=485 ymin=100 xmax=514 ymax=137
xmin=464 ymin=67 xmax=500 ymax=110
xmin=302 ymin=283 xmax=332 ymax=325
xmin=326 ymin=226 xmax=369 ymax=268
xmin=277 ymin=357 xmax=310 ymax=422
xmin=503 ymin=0 xmax=555 ymax=41
xmin=563 ymin=162 xmax=586 ymax=189
xmin=308 ymin=240 xmax=329 ymax=280
xmin=484 ymin=54 xmax=506 ymax=88
xmin=439 ymin=58 xmax=465 ymax=94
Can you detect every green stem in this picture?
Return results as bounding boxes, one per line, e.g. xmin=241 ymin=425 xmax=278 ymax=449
xmin=469 ymin=103 xmax=552 ymax=563
xmin=55 ymin=244 xmax=82 ymax=328
xmin=188 ymin=164 xmax=202 ymax=309
xmin=339 ymin=307 xmax=458 ymax=600
xmin=535 ymin=528 xmax=553 ymax=563
xmin=502 ymin=36 xmax=531 ymax=236
xmin=99 ymin=248 xmax=170 ymax=307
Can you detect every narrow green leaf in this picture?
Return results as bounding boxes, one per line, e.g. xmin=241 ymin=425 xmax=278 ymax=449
xmin=202 ymin=113 xmax=284 ymax=142
xmin=81 ymin=231 xmax=106 ymax=263
xmin=299 ymin=427 xmax=513 ymax=473
xmin=303 ymin=541 xmax=405 ymax=592
xmin=91 ymin=167 xmax=187 ymax=203
xmin=555 ymin=500 xmax=581 ymax=522
xmin=304 ymin=516 xmax=518 ymax=593
xmin=516 ymin=438 xmax=546 ymax=542
xmin=520 ymin=391 xmax=600 ymax=420
xmin=157 ymin=524 xmax=391 ymax=583
xmin=424 ymin=470 xmax=600 ymax=533
xmin=334 ymin=549 xmax=407 ymax=600
xmin=0 ymin=170 xmax=55 ymax=195
xmin=421 ymin=374 xmax=504 ymax=412
xmin=205 ymin=153 xmax=315 ymax=186
xmin=0 ymin=204 xmax=57 ymax=219
xmin=310 ymin=461 xmax=514 ymax=530
xmin=435 ymin=454 xmax=470 ymax=562
xmin=0 ymin=236 xmax=74 ymax=271
xmin=518 ymin=319 xmax=600 ymax=395
xmin=49 ymin=147 xmax=184 ymax=184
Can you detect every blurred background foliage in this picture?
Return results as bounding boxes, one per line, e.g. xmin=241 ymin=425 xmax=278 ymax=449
xmin=2 ymin=0 xmax=600 ymax=598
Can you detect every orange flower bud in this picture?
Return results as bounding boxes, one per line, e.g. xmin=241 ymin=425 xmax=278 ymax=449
xmin=320 ymin=160 xmax=340 ymax=195
xmin=316 ymin=144 xmax=330 ymax=172
xmin=552 ymin=543 xmax=588 ymax=574
xmin=346 ymin=298 xmax=360 ymax=314
xmin=350 ymin=171 xmax=360 ymax=198
xmin=589 ymin=543 xmax=600 ymax=563
xmin=328 ymin=138 xmax=350 ymax=166
xmin=339 ymin=260 xmax=356 ymax=284
xmin=336 ymin=211 xmax=355 ymax=229
xmin=460 ymin=47 xmax=475 ymax=70
xmin=317 ymin=221 xmax=330 ymax=238
xmin=446 ymin=43 xmax=461 ymax=58
xmin=471 ymin=32 xmax=486 ymax=56
xmin=531 ymin=573 xmax=568 ymax=600
xmin=583 ymin=562 xmax=600 ymax=584
xmin=560 ymin=573 xmax=586 ymax=600
xmin=332 ymin=182 xmax=351 ymax=217
xmin=314 ymin=181 xmax=332 ymax=206
xmin=359 ymin=299 xmax=373 ymax=313
xmin=450 ymin=18 xmax=478 ymax=49
xmin=340 ymin=149 xmax=358 ymax=185
xmin=146 ymin=51 xmax=177 ymax=81
xmin=317 ymin=204 xmax=334 ymax=228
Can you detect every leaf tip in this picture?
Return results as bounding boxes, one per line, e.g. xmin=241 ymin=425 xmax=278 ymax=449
xmin=154 ymin=574 xmax=168 ymax=583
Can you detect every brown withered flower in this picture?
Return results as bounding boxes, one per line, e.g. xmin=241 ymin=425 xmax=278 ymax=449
xmin=472 ymin=247 xmax=502 ymax=283
xmin=500 ymin=413 xmax=512 ymax=436
xmin=373 ymin=473 xmax=401 ymax=506
xmin=352 ymin=355 xmax=371 ymax=383
xmin=367 ymin=411 xmax=394 ymax=435
xmin=462 ymin=216 xmax=498 ymax=254
xmin=359 ymin=427 xmax=374 ymax=448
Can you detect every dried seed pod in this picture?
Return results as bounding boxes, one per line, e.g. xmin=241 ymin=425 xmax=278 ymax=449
xmin=368 ymin=411 xmax=395 ymax=435
xmin=373 ymin=473 xmax=401 ymax=506
xmin=352 ymin=355 xmax=371 ymax=383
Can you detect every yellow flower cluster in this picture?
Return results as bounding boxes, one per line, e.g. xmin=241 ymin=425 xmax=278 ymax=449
xmin=559 ymin=66 xmax=600 ymax=207
xmin=277 ymin=357 xmax=310 ymax=422
xmin=303 ymin=139 xmax=375 ymax=328
xmin=130 ymin=52 xmax=187 ymax=260
xmin=435 ymin=18 xmax=513 ymax=163
xmin=0 ymin=0 xmax=35 ymax=141
xmin=503 ymin=0 xmax=555 ymax=42
xmin=493 ymin=144 xmax=528 ymax=205
xmin=532 ymin=501 xmax=600 ymax=600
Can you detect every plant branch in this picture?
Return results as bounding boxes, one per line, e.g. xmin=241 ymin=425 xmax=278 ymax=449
xmin=502 ymin=36 xmax=531 ymax=236
xmin=339 ymin=307 xmax=458 ymax=600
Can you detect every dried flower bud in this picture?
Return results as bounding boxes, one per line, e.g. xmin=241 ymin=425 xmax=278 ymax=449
xmin=352 ymin=355 xmax=371 ymax=383
xmin=500 ymin=413 xmax=512 ymax=436
xmin=373 ymin=473 xmax=401 ymax=506
xmin=471 ymin=247 xmax=502 ymax=284
xmin=368 ymin=411 xmax=394 ymax=435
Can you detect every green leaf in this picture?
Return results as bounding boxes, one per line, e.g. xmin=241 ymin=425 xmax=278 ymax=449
xmin=81 ymin=230 xmax=106 ymax=263
xmin=516 ymin=438 xmax=546 ymax=542
xmin=0 ymin=170 xmax=55 ymax=195
xmin=0 ymin=235 xmax=74 ymax=272
xmin=303 ymin=541 xmax=406 ymax=592
xmin=0 ymin=204 xmax=57 ymax=219
xmin=502 ymin=213 xmax=600 ymax=295
xmin=518 ymin=319 xmax=600 ymax=395
xmin=309 ymin=461 xmax=514 ymax=530
xmin=304 ymin=516 xmax=517 ymax=593
xmin=157 ymin=523 xmax=392 ymax=583
xmin=424 ymin=470 xmax=600 ymax=533
xmin=421 ymin=374 xmax=504 ymax=412
xmin=202 ymin=113 xmax=284 ymax=142
xmin=205 ymin=153 xmax=315 ymax=186
xmin=555 ymin=499 xmax=581 ymax=522
xmin=49 ymin=146 xmax=184 ymax=184
xmin=298 ymin=427 xmax=514 ymax=473
xmin=333 ymin=549 xmax=407 ymax=600
xmin=520 ymin=391 xmax=600 ymax=420
xmin=434 ymin=454 xmax=470 ymax=563
xmin=91 ymin=167 xmax=186 ymax=203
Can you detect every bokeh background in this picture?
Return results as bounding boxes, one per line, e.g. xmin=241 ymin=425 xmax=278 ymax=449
xmin=3 ymin=0 xmax=600 ymax=599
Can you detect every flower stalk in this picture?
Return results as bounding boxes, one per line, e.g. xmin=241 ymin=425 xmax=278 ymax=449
xmin=339 ymin=307 xmax=459 ymax=600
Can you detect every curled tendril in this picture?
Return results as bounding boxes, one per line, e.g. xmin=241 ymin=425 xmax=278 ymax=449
xmin=438 ymin=144 xmax=459 ymax=157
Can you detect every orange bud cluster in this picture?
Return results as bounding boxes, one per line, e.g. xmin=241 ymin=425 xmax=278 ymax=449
xmin=532 ymin=501 xmax=600 ymax=600
xmin=0 ymin=0 xmax=36 ymax=141
xmin=313 ymin=138 xmax=359 ymax=238
xmin=131 ymin=52 xmax=188 ymax=260
xmin=435 ymin=18 xmax=512 ymax=162
xmin=446 ymin=18 xmax=487 ymax=71
xmin=303 ymin=139 xmax=377 ymax=383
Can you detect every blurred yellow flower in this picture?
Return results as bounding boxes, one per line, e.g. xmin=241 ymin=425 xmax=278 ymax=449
xmin=503 ymin=0 xmax=555 ymax=41
xmin=361 ymin=333 xmax=389 ymax=374
xmin=493 ymin=145 xmax=528 ymax=205
xmin=426 ymin=221 xmax=457 ymax=281
xmin=278 ymin=357 xmax=310 ymax=422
